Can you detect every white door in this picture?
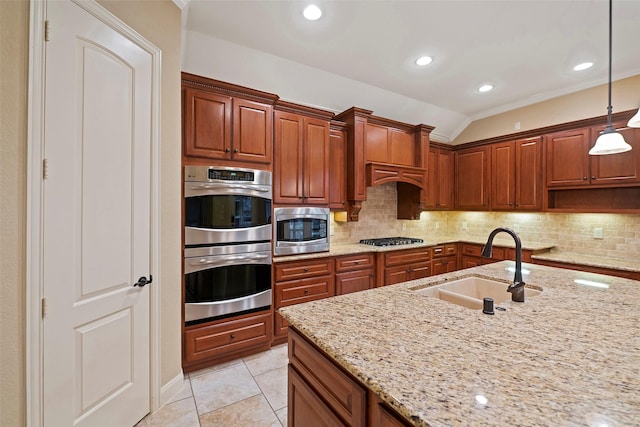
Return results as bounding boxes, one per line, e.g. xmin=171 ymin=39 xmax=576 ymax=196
xmin=42 ymin=1 xmax=153 ymax=425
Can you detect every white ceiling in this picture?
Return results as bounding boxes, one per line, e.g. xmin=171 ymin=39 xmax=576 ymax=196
xmin=183 ymin=0 xmax=640 ymax=127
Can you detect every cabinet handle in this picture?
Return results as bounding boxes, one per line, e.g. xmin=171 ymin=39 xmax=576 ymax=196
xmin=224 ymin=148 xmax=230 ymax=153
xmin=592 ymin=176 xmax=596 ymax=180
xmin=354 ymin=261 xmax=359 ymax=265
xmin=583 ymin=176 xmax=588 ymax=180
xmin=303 ymin=268 xmax=308 ymax=272
xmin=304 ymin=289 xmax=309 ymax=295
xmin=233 ymin=148 xmax=239 ymax=153
xmin=230 ymin=334 xmax=235 ymax=339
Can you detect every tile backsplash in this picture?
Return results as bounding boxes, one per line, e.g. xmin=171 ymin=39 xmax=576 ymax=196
xmin=331 ymin=183 xmax=640 ymax=261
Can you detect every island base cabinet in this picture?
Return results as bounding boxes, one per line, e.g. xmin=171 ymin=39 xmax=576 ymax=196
xmin=288 ymin=327 xmax=411 ymax=427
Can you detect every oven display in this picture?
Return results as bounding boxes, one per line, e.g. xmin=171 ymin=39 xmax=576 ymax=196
xmin=208 ymin=169 xmax=255 ymax=181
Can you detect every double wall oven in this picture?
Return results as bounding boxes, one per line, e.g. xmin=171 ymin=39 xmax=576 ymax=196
xmin=183 ymin=166 xmax=272 ymax=325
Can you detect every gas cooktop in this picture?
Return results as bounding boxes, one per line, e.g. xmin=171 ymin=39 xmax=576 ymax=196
xmin=359 ymin=237 xmax=424 ymax=247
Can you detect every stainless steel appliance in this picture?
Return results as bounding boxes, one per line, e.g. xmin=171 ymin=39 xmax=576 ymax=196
xmin=273 ymin=207 xmax=330 ymax=256
xmin=359 ymin=237 xmax=423 ymax=246
xmin=183 ymin=165 xmax=272 ymax=324
xmin=184 ymin=242 xmax=272 ymax=324
xmin=184 ymin=165 xmax=272 ymax=246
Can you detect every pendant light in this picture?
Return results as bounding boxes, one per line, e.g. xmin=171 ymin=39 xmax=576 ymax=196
xmin=589 ymin=0 xmax=632 ymax=155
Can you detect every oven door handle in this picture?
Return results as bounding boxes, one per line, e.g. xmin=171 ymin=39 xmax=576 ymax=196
xmin=188 ymin=184 xmax=270 ymax=192
xmin=191 ymin=254 xmax=271 ymax=267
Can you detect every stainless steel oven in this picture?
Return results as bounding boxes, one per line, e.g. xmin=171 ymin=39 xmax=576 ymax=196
xmin=273 ymin=207 xmax=330 ymax=256
xmin=184 ymin=165 xmax=272 ymax=245
xmin=184 ymin=242 xmax=272 ymax=324
xmin=183 ymin=165 xmax=272 ymax=324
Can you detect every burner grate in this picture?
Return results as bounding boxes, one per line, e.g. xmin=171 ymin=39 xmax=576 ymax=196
xmin=359 ymin=237 xmax=424 ymax=247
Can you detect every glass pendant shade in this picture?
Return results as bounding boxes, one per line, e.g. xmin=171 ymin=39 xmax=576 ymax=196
xmin=589 ymin=126 xmax=632 ymax=155
xmin=628 ymin=109 xmax=640 ymax=128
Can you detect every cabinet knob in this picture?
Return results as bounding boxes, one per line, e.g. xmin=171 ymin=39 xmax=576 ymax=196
xmin=303 ymin=268 xmax=308 ymax=272
xmin=583 ymin=176 xmax=588 ymax=180
xmin=230 ymin=334 xmax=235 ymax=339
xmin=224 ymin=148 xmax=230 ymax=153
xmin=233 ymin=148 xmax=239 ymax=153
xmin=592 ymin=176 xmax=596 ymax=180
xmin=354 ymin=261 xmax=359 ymax=265
xmin=304 ymin=289 xmax=309 ymax=295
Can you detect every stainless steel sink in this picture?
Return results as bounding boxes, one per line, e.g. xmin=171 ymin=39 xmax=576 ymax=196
xmin=413 ymin=276 xmax=541 ymax=310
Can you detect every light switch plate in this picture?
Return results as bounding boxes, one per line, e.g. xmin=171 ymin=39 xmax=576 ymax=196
xmin=593 ymin=227 xmax=604 ymax=239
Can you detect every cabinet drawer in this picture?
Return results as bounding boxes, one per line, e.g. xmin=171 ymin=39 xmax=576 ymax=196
xmin=461 ymin=244 xmax=483 ymax=257
xmin=432 ymin=244 xmax=457 ymax=257
xmin=335 ymin=253 xmax=375 ymax=272
xmin=384 ymin=247 xmax=430 ymax=267
xmin=183 ymin=312 xmax=272 ymax=365
xmin=289 ymin=328 xmax=366 ymax=427
xmin=275 ymin=275 xmax=335 ymax=307
xmin=275 ymin=258 xmax=333 ymax=281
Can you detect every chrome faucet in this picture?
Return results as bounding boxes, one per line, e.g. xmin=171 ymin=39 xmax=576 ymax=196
xmin=481 ymin=227 xmax=526 ymax=302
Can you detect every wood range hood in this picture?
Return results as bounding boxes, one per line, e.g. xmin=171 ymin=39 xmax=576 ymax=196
xmin=334 ymin=107 xmax=434 ymax=221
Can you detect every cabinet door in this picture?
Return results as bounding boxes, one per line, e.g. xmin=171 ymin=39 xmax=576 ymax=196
xmin=384 ymin=265 xmax=410 ymax=286
xmin=365 ymin=123 xmax=389 ymax=163
xmin=460 ymin=256 xmax=481 ymax=269
xmin=423 ymin=149 xmax=438 ymax=209
xmin=232 ymin=98 xmax=273 ymax=164
xmin=545 ymin=128 xmax=590 ymax=187
xmin=183 ymin=88 xmax=232 ymax=160
xmin=336 ymin=269 xmax=375 ymax=295
xmin=590 ymin=123 xmax=640 ymax=184
xmin=274 ymin=111 xmax=304 ymax=203
xmin=437 ymin=149 xmax=454 ymax=209
xmin=288 ymin=366 xmax=348 ymax=427
xmin=432 ymin=255 xmax=457 ymax=275
xmin=455 ymin=146 xmax=489 ymax=209
xmin=389 ymin=128 xmax=414 ymax=166
xmin=304 ymin=117 xmax=330 ymax=205
xmin=329 ymin=127 xmax=347 ymax=210
xmin=491 ymin=141 xmax=515 ymax=210
xmin=515 ymin=137 xmax=542 ymax=209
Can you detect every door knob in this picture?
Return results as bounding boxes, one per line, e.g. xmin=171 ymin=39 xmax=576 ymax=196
xmin=133 ymin=275 xmax=152 ymax=287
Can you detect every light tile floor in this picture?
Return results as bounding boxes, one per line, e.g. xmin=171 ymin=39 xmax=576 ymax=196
xmin=136 ymin=344 xmax=288 ymax=427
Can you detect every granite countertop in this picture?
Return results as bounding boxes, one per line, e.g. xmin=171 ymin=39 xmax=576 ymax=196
xmin=273 ymin=235 xmax=555 ymax=263
xmin=532 ymin=251 xmax=640 ymax=273
xmin=280 ymin=261 xmax=640 ymax=426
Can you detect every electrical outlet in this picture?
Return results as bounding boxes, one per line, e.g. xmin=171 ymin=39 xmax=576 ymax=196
xmin=461 ymin=222 xmax=468 ymax=230
xmin=329 ymin=222 xmax=335 ymax=236
xmin=593 ymin=227 xmax=603 ymax=239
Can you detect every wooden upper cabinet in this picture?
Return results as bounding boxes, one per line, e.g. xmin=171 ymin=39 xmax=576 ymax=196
xmin=589 ymin=122 xmax=640 ymax=185
xmin=274 ymin=109 xmax=330 ymax=205
xmin=515 ymin=137 xmax=542 ymax=209
xmin=491 ymin=137 xmax=542 ymax=210
xmin=455 ymin=146 xmax=489 ymax=210
xmin=545 ymin=128 xmax=592 ymax=187
xmin=491 ymin=141 xmax=515 ymax=210
xmin=424 ymin=147 xmax=453 ymax=209
xmin=183 ymin=88 xmax=232 ymax=160
xmin=232 ymin=99 xmax=273 ymax=164
xmin=546 ymin=123 xmax=640 ymax=188
xmin=365 ymin=123 xmax=415 ymax=167
xmin=182 ymin=74 xmax=276 ymax=165
xmin=329 ymin=123 xmax=347 ymax=210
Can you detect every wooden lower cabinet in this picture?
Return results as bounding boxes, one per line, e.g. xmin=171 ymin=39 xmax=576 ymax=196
xmin=432 ymin=255 xmax=458 ymax=275
xmin=335 ymin=253 xmax=376 ymax=295
xmin=382 ymin=247 xmax=431 ymax=286
xmin=273 ymin=258 xmax=335 ymax=344
xmin=289 ymin=327 xmax=411 ymax=427
xmin=183 ymin=310 xmax=272 ymax=372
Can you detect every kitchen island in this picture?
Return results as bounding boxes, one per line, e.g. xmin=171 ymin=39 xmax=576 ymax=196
xmin=279 ymin=261 xmax=640 ymax=426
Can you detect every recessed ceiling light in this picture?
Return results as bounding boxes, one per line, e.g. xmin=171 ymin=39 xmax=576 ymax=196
xmin=303 ymin=4 xmax=322 ymax=20
xmin=573 ymin=62 xmax=594 ymax=71
xmin=478 ymin=84 xmax=494 ymax=93
xmin=415 ymin=56 xmax=433 ymax=66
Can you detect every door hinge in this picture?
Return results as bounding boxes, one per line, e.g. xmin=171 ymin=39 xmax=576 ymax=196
xmin=43 ymin=158 xmax=48 ymax=180
xmin=41 ymin=298 xmax=47 ymax=318
xmin=45 ymin=20 xmax=50 ymax=42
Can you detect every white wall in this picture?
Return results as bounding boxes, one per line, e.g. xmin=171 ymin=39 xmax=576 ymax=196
xmin=182 ymin=29 xmax=468 ymax=143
